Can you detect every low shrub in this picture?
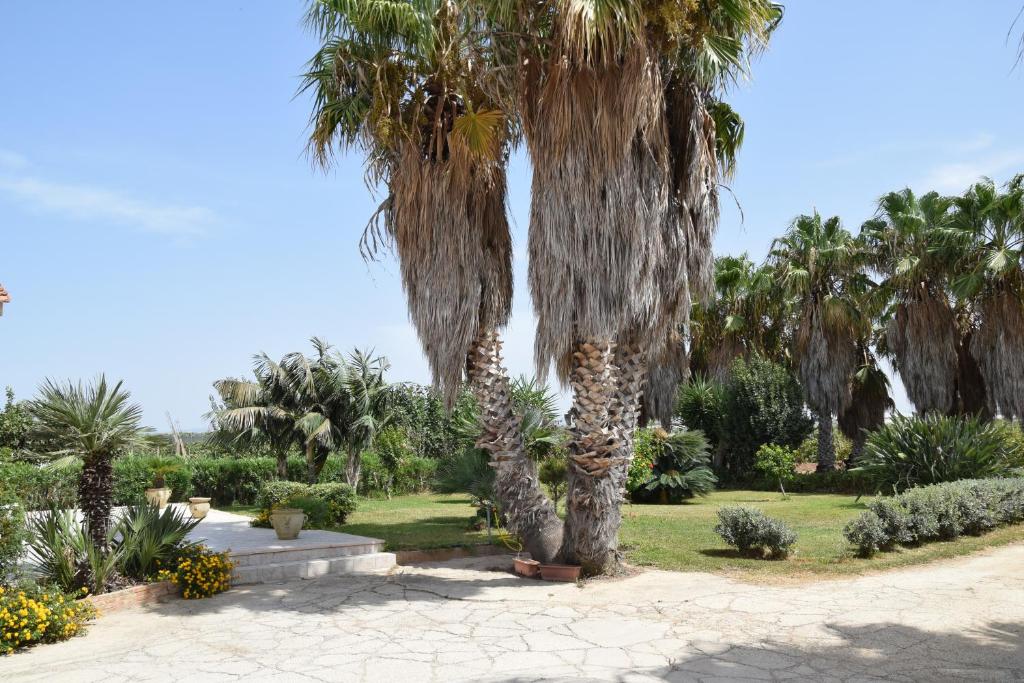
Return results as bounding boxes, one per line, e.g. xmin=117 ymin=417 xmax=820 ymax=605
xmin=855 ymin=414 xmax=1021 ymax=491
xmin=844 ymin=478 xmax=1024 ymax=556
xmin=158 ymin=544 xmax=232 ymax=600
xmin=0 ymin=493 xmax=26 ymax=583
xmin=794 ymin=430 xmax=852 ymax=465
xmin=308 ymin=483 xmax=357 ymax=525
xmin=714 ymin=506 xmax=797 ymax=558
xmin=116 ymin=505 xmax=200 ymax=581
xmin=253 ymin=480 xmax=357 ymax=528
xmin=0 ymin=462 xmax=79 ymax=511
xmin=0 ymin=583 xmax=95 ymax=655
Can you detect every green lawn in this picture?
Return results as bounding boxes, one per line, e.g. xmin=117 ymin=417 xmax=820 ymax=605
xmin=620 ymin=490 xmax=1024 ymax=579
xmin=224 ymin=490 xmax=1024 ymax=578
xmin=225 ymin=493 xmax=491 ymax=551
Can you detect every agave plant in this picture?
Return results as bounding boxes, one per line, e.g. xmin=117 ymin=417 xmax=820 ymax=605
xmin=26 ymin=508 xmax=124 ymax=594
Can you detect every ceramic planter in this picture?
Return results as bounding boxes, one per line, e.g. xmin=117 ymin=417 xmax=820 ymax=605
xmin=539 ymin=564 xmax=581 ymax=582
xmin=144 ymin=487 xmax=172 ymax=510
xmin=270 ymin=508 xmax=306 ymax=540
xmin=188 ymin=497 xmax=211 ymax=520
xmin=513 ymin=557 xmax=541 ymax=578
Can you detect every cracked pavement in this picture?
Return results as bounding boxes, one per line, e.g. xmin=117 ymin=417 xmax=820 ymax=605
xmin=3 ymin=544 xmax=1023 ymax=682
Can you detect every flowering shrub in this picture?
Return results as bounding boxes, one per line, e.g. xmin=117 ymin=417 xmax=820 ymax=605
xmin=0 ymin=584 xmax=95 ymax=655
xmin=158 ymin=545 xmax=233 ymax=600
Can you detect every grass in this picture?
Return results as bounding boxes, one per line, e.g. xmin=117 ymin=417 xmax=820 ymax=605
xmin=225 ymin=493 xmax=491 ymax=551
xmin=224 ymin=489 xmax=1024 ymax=578
xmin=620 ymin=490 xmax=1024 ymax=580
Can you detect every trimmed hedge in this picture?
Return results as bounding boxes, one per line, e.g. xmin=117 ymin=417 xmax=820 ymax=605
xmin=0 ymin=455 xmax=353 ymax=510
xmin=844 ymin=478 xmax=1024 ymax=556
xmin=252 ymin=481 xmax=357 ymax=528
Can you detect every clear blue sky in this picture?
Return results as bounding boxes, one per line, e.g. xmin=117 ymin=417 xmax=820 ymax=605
xmin=2 ymin=2 xmax=1022 ymax=430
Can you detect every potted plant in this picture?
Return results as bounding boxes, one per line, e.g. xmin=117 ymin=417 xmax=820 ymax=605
xmin=144 ymin=457 xmax=182 ymax=510
xmin=188 ymin=496 xmax=212 ymax=520
xmin=539 ymin=564 xmax=582 ymax=582
xmin=269 ymin=504 xmax=307 ymax=540
xmin=513 ymin=555 xmax=541 ymax=578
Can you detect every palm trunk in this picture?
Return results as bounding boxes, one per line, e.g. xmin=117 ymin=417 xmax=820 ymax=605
xmin=305 ymin=441 xmax=317 ymax=485
xmin=345 ymin=449 xmax=362 ymax=489
xmin=79 ymin=454 xmax=113 ymax=550
xmin=816 ymin=411 xmax=836 ymax=473
xmin=560 ymin=340 xmax=645 ymax=576
xmin=848 ymin=430 xmax=867 ymax=469
xmin=276 ymin=451 xmax=288 ymax=479
xmin=466 ymin=329 xmax=563 ymax=563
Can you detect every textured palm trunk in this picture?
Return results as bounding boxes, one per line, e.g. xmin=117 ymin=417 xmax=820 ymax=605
xmin=305 ymin=441 xmax=318 ymax=485
xmin=560 ymin=341 xmax=646 ymax=576
xmin=466 ymin=329 xmax=563 ymax=563
xmin=816 ymin=411 xmax=836 ymax=473
xmin=345 ymin=449 xmax=362 ymax=489
xmin=848 ymin=431 xmax=867 ymax=469
xmin=79 ymin=454 xmax=113 ymax=550
xmin=276 ymin=452 xmax=288 ymax=479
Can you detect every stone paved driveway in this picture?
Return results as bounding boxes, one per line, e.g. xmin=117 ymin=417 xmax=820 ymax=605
xmin=3 ymin=545 xmax=1023 ymax=682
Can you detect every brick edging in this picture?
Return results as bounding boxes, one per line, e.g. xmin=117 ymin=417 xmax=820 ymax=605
xmin=87 ymin=581 xmax=177 ymax=613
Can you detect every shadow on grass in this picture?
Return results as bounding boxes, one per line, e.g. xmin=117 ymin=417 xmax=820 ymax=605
xmin=698 ymin=548 xmax=790 ymax=561
xmin=492 ymin=621 xmax=1024 ymax=682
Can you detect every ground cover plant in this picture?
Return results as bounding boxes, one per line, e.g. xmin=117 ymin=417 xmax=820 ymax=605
xmin=0 ymin=583 xmax=95 ymax=656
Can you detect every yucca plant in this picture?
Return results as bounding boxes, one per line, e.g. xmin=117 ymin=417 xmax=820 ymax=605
xmin=26 ymin=508 xmax=124 ymax=594
xmin=856 ymin=414 xmax=1020 ymax=491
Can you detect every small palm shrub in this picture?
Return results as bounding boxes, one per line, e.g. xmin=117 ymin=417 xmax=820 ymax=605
xmin=0 ymin=583 xmax=95 ymax=655
xmin=844 ymin=478 xmax=1024 ymax=556
xmin=856 ymin=414 xmax=1022 ymax=491
xmin=675 ymin=376 xmax=725 ymax=447
xmin=26 ymin=510 xmax=123 ymax=595
xmin=715 ymin=506 xmax=797 ymax=558
xmin=157 ymin=544 xmax=232 ymax=600
xmin=632 ymin=427 xmax=717 ymax=503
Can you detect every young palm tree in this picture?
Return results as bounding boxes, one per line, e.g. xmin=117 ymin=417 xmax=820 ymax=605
xmin=948 ymin=175 xmax=1024 ymax=420
xmin=29 ymin=376 xmax=145 ymax=548
xmin=862 ymin=189 xmax=962 ymax=414
xmin=770 ymin=213 xmax=867 ymax=471
xmin=337 ymin=348 xmax=396 ymax=486
xmin=302 ymin=0 xmax=564 ymax=560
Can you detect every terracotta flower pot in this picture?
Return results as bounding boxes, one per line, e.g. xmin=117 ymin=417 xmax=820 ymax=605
xmin=513 ymin=557 xmax=541 ymax=578
xmin=144 ymin=487 xmax=172 ymax=510
xmin=270 ymin=508 xmax=306 ymax=540
xmin=539 ymin=564 xmax=581 ymax=582
xmin=188 ymin=497 xmax=211 ymax=520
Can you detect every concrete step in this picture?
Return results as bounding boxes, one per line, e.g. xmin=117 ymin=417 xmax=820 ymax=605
xmin=232 ymin=551 xmax=396 ymax=585
xmin=230 ymin=540 xmax=385 ymax=569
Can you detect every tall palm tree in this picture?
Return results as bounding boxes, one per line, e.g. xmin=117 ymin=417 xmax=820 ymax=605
xmin=211 ymin=363 xmax=301 ymax=478
xmin=862 ymin=189 xmax=963 ymax=414
xmin=477 ymin=0 xmax=780 ymax=573
xmin=948 ymin=175 xmax=1024 ymax=420
xmin=29 ymin=376 xmax=145 ymax=548
xmin=770 ymin=213 xmax=867 ymax=471
xmin=302 ymin=0 xmax=564 ymax=560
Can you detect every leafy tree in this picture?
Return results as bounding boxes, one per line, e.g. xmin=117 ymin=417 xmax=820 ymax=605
xmin=0 ymin=387 xmax=31 ymax=452
xmin=719 ymin=355 xmax=813 ymax=481
xmin=754 ymin=444 xmax=796 ymax=498
xmin=29 ymin=376 xmax=146 ymax=549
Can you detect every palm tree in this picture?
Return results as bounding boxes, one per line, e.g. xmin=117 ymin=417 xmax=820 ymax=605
xmin=838 ymin=345 xmax=893 ymax=466
xmin=484 ymin=0 xmax=779 ymax=573
xmin=29 ymin=376 xmax=145 ymax=548
xmin=337 ymin=349 xmax=396 ymax=486
xmin=862 ymin=189 xmax=962 ymax=414
xmin=770 ymin=213 xmax=867 ymax=471
xmin=947 ymin=175 xmax=1024 ymax=420
xmin=211 ymin=364 xmax=301 ymax=478
xmin=302 ymin=0 xmax=564 ymax=560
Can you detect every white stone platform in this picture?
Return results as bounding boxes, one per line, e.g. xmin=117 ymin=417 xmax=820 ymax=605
xmin=182 ymin=506 xmax=395 ymax=585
